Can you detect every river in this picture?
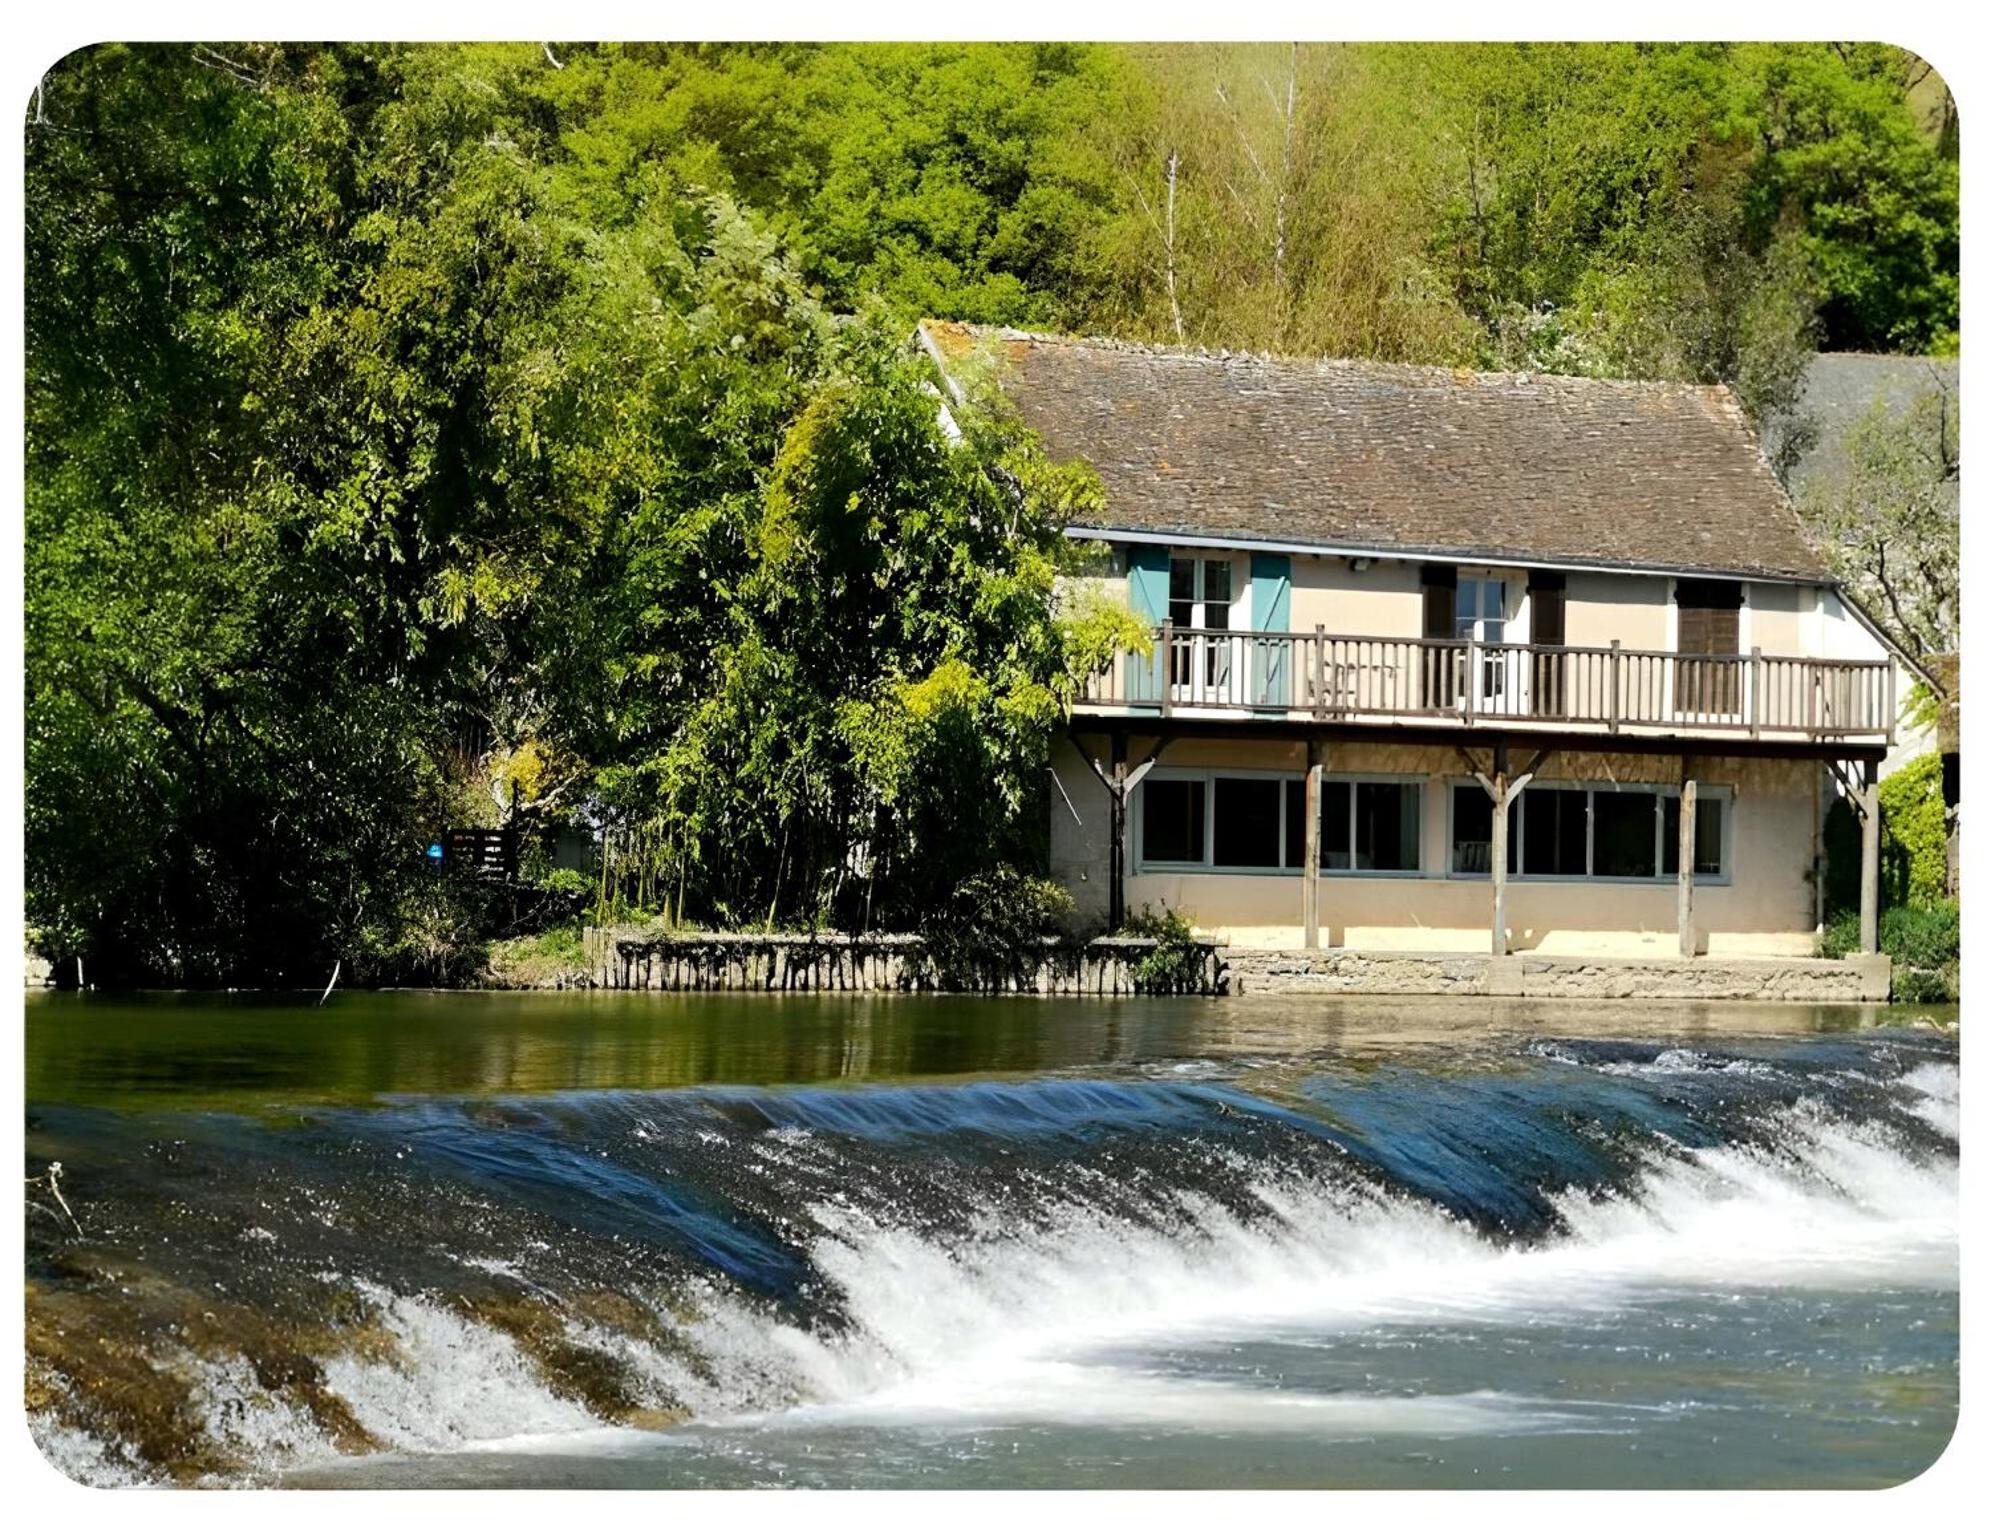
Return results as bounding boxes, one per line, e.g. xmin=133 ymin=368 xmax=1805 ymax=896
xmin=24 ymin=990 xmax=1958 ymax=1489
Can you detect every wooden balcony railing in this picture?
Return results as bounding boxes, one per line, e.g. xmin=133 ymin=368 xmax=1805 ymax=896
xmin=1078 ymin=626 xmax=1895 ymax=743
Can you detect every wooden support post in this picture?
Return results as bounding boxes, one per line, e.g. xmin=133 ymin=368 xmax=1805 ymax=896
xmin=1108 ymin=733 xmax=1128 ymax=932
xmin=1302 ymin=736 xmax=1323 ymax=949
xmin=1859 ymin=758 xmax=1881 ymax=956
xmin=1677 ymin=766 xmax=1698 ymax=958
xmin=1489 ymin=743 xmax=1510 ymax=956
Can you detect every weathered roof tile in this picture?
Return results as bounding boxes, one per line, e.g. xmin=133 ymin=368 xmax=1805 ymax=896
xmin=923 ymin=321 xmax=1830 ymax=581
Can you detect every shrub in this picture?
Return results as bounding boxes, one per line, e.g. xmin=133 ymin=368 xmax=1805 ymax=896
xmin=1818 ymin=908 xmax=1861 ymax=959
xmin=1120 ymin=904 xmax=1207 ymax=994
xmin=1823 ymin=753 xmax=1952 ymax=915
xmin=916 ymin=867 xmax=1076 ymax=990
xmin=1881 ymin=899 xmax=1960 ymax=970
xmin=1879 ymin=753 xmax=1950 ymax=907
xmin=1892 ymin=964 xmax=1958 ymax=1004
xmin=1817 ymin=897 xmax=1958 ymax=970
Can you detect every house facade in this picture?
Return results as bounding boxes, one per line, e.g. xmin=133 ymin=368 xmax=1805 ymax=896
xmin=920 ymin=322 xmax=1918 ymax=961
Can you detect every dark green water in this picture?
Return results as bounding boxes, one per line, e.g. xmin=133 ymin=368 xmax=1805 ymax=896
xmin=25 ymin=991 xmax=1959 ymax=1489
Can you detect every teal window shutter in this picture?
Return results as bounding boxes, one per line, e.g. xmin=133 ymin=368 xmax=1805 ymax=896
xmin=1127 ymin=546 xmax=1169 ymax=702
xmin=1250 ymin=553 xmax=1292 ymax=705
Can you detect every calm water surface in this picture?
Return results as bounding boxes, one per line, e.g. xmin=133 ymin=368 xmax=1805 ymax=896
xmin=25 ymin=991 xmax=1958 ymax=1488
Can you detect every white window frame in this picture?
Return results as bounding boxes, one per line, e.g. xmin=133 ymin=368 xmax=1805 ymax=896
xmin=1442 ymin=777 xmax=1735 ymax=886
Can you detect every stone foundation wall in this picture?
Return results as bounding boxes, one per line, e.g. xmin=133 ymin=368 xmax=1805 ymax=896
xmin=588 ymin=929 xmax=1227 ymax=995
xmin=1227 ymin=948 xmax=1892 ymax=1002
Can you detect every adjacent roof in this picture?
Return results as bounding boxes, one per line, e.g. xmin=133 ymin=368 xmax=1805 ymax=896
xmin=1766 ymin=351 xmax=1959 ymax=496
xmin=920 ymin=321 xmax=1831 ymax=582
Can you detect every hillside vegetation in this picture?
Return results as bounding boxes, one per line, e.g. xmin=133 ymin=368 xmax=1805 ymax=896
xmin=24 ymin=42 xmax=1958 ymax=983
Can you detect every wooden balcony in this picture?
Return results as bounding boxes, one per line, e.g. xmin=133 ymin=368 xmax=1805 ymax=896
xmin=1076 ymin=626 xmax=1895 ymax=745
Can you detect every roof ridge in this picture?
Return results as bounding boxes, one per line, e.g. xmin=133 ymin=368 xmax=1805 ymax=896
xmin=919 ymin=318 xmax=1729 ymax=396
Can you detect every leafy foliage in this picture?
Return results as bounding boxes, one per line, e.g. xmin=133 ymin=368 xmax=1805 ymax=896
xmin=1120 ymin=904 xmax=1208 ymax=994
xmin=1798 ymin=379 xmax=1959 ymax=658
xmin=23 ymin=41 xmax=1958 ymax=983
xmin=913 ymin=867 xmax=1077 ymax=991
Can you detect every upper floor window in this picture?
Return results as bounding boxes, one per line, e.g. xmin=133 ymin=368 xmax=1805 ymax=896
xmin=1169 ymin=557 xmax=1236 ymax=689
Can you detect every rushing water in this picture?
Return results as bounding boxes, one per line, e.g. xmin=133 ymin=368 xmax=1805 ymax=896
xmin=25 ymin=991 xmax=1958 ymax=1489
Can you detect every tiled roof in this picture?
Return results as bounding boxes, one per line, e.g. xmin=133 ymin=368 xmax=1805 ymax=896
xmin=1768 ymin=352 xmax=1959 ymax=495
xmin=921 ymin=321 xmax=1831 ymax=581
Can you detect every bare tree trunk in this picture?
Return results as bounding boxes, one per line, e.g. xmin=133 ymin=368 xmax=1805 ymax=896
xmin=1164 ymin=149 xmax=1186 ymax=344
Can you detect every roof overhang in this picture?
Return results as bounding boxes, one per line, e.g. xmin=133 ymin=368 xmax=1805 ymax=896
xmin=1061 ymin=523 xmax=1828 ymax=589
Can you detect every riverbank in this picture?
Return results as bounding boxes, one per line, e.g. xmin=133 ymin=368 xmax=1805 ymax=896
xmin=475 ymin=924 xmax=1910 ymax=1003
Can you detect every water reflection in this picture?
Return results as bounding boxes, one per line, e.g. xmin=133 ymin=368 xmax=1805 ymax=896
xmin=23 ymin=989 xmax=1923 ymax=1110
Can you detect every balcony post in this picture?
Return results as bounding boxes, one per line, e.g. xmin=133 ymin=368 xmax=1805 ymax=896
xmin=1313 ymin=624 xmax=1327 ymax=718
xmin=1159 ymin=619 xmax=1174 ymax=718
xmin=1608 ymin=640 xmax=1622 ymax=733
xmin=1108 ymin=732 xmax=1128 ymax=932
xmin=1676 ymin=768 xmax=1698 ymax=958
xmin=1302 ymin=736 xmax=1324 ymax=949
xmin=1859 ymin=759 xmax=1881 ymax=956
xmin=1489 ymin=745 xmax=1510 ymax=957
xmin=1464 ymin=638 xmax=1477 ymax=722
xmin=1749 ymin=646 xmax=1762 ymax=738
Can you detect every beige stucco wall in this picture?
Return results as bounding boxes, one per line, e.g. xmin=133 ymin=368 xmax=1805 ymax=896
xmin=1289 ymin=554 xmax=1425 ymax=638
xmin=1052 ymin=733 xmax=1827 ymax=957
xmin=1745 ymin=579 xmax=1805 ymax=654
xmin=1564 ymin=572 xmax=1669 ymax=650
xmin=1057 ymin=544 xmax=1848 ymax=667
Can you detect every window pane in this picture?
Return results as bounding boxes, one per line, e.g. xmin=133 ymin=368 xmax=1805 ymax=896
xmin=1451 ymin=785 xmax=1492 ymax=873
xmin=1594 ymin=791 xmax=1659 ymax=877
xmin=1212 ymin=777 xmax=1282 ymax=868
xmin=1203 ymin=560 xmax=1232 ymax=604
xmin=1522 ymin=787 xmax=1589 ymax=876
xmin=1322 ymin=781 xmax=1352 ymax=869
xmin=1284 ymin=779 xmax=1305 ymax=870
xmin=1142 ymin=778 xmax=1205 ymax=864
xmin=1663 ymin=796 xmax=1727 ymax=878
xmin=1169 ymin=559 xmax=1195 ymax=601
xmin=1696 ymin=797 xmax=1724 ymax=876
xmin=1355 ymin=782 xmax=1420 ymax=871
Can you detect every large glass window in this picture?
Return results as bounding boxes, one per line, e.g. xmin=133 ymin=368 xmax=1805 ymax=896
xmin=1593 ymin=791 xmax=1660 ymax=878
xmin=1521 ymin=787 xmax=1589 ymax=876
xmin=1449 ymin=785 xmax=1515 ymax=874
xmin=1139 ymin=772 xmax=1420 ymax=874
xmin=1141 ymin=777 xmax=1205 ymax=864
xmin=1451 ymin=782 xmax=1728 ymax=880
xmin=1212 ymin=776 xmax=1282 ymax=868
xmin=1663 ymin=795 xmax=1727 ymax=878
xmin=1324 ymin=781 xmax=1422 ymax=872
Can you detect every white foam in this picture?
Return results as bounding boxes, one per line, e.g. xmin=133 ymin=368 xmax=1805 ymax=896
xmin=318 ymin=1283 xmax=599 ymax=1453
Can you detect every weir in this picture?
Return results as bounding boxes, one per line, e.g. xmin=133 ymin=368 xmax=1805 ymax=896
xmin=24 ymin=1020 xmax=1960 ymax=1489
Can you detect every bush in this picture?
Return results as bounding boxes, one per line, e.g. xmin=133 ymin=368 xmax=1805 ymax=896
xmin=1882 ymin=899 xmax=1960 ymax=970
xmin=916 ymin=868 xmax=1076 ymax=990
xmin=1823 ymin=753 xmax=1953 ymax=916
xmin=1817 ymin=897 xmax=1958 ymax=971
xmin=1878 ymin=754 xmax=1950 ymax=907
xmin=1891 ymin=964 xmax=1958 ymax=1004
xmin=1120 ymin=904 xmax=1207 ymax=994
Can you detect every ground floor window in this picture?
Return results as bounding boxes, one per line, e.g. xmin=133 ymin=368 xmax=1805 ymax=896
xmin=1448 ymin=781 xmax=1729 ymax=881
xmin=1322 ymin=779 xmax=1422 ymax=872
xmin=1137 ymin=771 xmax=1421 ymax=874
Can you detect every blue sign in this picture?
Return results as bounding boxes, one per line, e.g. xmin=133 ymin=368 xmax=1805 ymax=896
xmin=426 ymin=841 xmax=444 ymax=863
